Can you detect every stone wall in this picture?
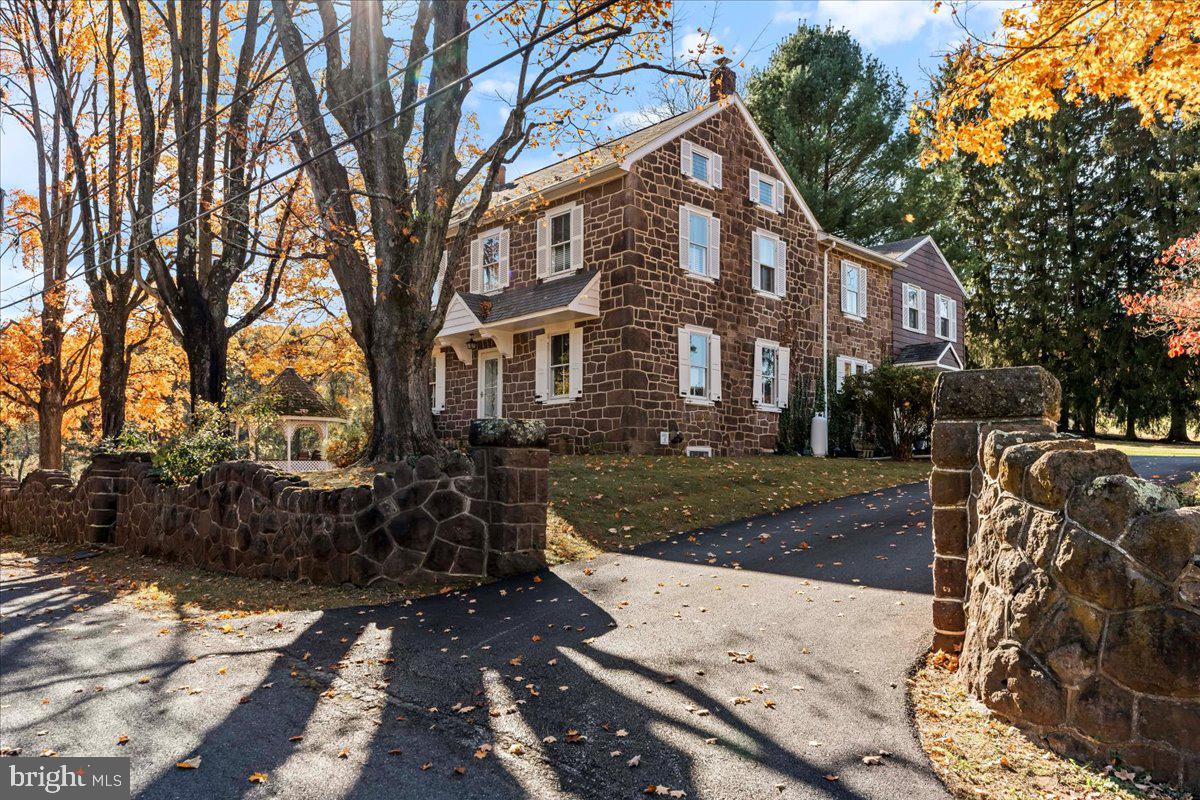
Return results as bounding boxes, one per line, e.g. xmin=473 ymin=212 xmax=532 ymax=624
xmin=0 ymin=421 xmax=549 ymax=588
xmin=931 ymin=367 xmax=1200 ymax=789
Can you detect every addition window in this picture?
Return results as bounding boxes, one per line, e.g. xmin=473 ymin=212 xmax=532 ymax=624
xmin=679 ymin=205 xmax=720 ymax=279
xmin=902 ymin=283 xmax=927 ymax=333
xmin=471 ymin=227 xmax=508 ymax=294
xmin=534 ymin=325 xmax=583 ymax=403
xmin=841 ymin=260 xmax=866 ymax=318
xmin=835 ymin=355 xmax=872 ymax=391
xmin=753 ymin=230 xmax=785 ymax=297
xmin=680 ymin=139 xmax=722 ymax=189
xmin=935 ymin=294 xmax=957 ymax=341
xmin=678 ymin=325 xmax=722 ymax=404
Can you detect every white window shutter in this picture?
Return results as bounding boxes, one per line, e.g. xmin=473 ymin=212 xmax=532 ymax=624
xmin=536 ymin=217 xmax=549 ymax=279
xmin=569 ymin=325 xmax=583 ymax=398
xmin=712 ymin=153 xmax=723 ymax=188
xmin=680 ymin=140 xmax=692 ymax=178
xmin=778 ymin=347 xmax=791 ymax=406
xmin=708 ymin=216 xmax=720 ymax=279
xmin=840 ymin=264 xmax=850 ymax=313
xmin=433 ymin=251 xmax=448 ymax=308
xmin=569 ymin=205 xmax=584 ymax=271
xmin=433 ymin=350 xmax=446 ymax=413
xmin=774 ymin=179 xmax=785 ymax=212
xmin=677 ymin=328 xmax=690 ymax=396
xmin=920 ymin=288 xmax=927 ymax=331
xmin=469 ymin=238 xmax=483 ymax=293
xmin=534 ymin=334 xmax=548 ymax=401
xmin=752 ymin=341 xmax=763 ymax=404
xmin=709 ymin=334 xmax=722 ymax=401
xmin=678 ymin=205 xmax=689 ymax=271
xmin=775 ymin=238 xmax=787 ymax=297
xmin=748 ymin=168 xmax=758 ymax=203
xmin=750 ymin=231 xmax=761 ymax=290
xmin=859 ymin=266 xmax=868 ymax=316
xmin=499 ymin=228 xmax=511 ymax=288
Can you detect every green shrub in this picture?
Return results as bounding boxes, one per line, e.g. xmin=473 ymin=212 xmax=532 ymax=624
xmin=841 ymin=363 xmax=935 ymax=460
xmin=93 ymin=427 xmax=152 ymax=456
xmin=153 ymin=402 xmax=236 ymax=483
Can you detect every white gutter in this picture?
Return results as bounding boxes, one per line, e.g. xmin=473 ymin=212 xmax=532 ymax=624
xmin=822 ymin=243 xmax=830 ymax=420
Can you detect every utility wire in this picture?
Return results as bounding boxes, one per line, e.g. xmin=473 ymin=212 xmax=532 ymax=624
xmin=2 ymin=0 xmax=614 ymax=312
xmin=1 ymin=0 xmax=520 ymax=305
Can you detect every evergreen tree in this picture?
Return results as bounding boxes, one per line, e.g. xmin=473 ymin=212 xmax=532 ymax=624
xmin=744 ymin=25 xmax=912 ymax=241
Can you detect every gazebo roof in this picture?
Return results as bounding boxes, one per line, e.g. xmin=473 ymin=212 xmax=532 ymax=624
xmin=264 ymin=367 xmax=340 ymax=419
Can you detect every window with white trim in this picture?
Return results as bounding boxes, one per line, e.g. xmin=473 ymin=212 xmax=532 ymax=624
xmin=470 ymin=227 xmax=509 ymax=294
xmin=840 ymin=260 xmax=866 ymax=318
xmin=748 ymin=168 xmax=785 ymax=213
xmin=902 ymin=283 xmax=927 ymax=333
xmin=534 ymin=324 xmax=583 ymax=403
xmin=678 ymin=325 xmax=722 ymax=403
xmin=752 ymin=229 xmax=785 ymax=297
xmin=680 ymin=139 xmax=722 ymax=189
xmin=935 ymin=294 xmax=957 ymax=341
xmin=679 ymin=205 xmax=720 ymax=279
xmin=536 ymin=203 xmax=584 ymax=279
xmin=835 ymin=355 xmax=872 ymax=391
xmin=753 ymin=339 xmax=791 ymax=411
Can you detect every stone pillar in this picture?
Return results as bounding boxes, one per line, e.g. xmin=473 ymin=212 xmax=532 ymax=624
xmin=469 ymin=419 xmax=550 ymax=577
xmin=82 ymin=452 xmax=152 ymax=544
xmin=929 ymin=366 xmax=1061 ymax=652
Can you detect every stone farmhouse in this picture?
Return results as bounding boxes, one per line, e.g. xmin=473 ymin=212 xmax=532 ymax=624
xmin=433 ymin=63 xmax=966 ymax=455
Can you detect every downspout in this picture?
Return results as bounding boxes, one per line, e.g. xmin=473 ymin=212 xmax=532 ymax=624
xmin=822 ymin=243 xmax=830 ymax=420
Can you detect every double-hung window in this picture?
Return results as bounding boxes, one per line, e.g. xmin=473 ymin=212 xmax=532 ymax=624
xmin=841 ymin=260 xmax=866 ymax=318
xmin=902 ymin=283 xmax=927 ymax=333
xmin=471 ymin=227 xmax=508 ymax=294
xmin=679 ymin=205 xmax=720 ymax=279
xmin=536 ymin=203 xmax=583 ymax=279
xmin=835 ymin=356 xmax=872 ymax=391
xmin=534 ymin=325 xmax=583 ymax=403
xmin=752 ymin=230 xmax=785 ymax=297
xmin=678 ymin=325 xmax=722 ymax=404
xmin=935 ymin=294 xmax=957 ymax=341
xmin=753 ymin=339 xmax=791 ymax=411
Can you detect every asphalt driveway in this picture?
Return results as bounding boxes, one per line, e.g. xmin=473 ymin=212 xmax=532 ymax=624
xmin=1 ymin=455 xmax=1194 ymax=799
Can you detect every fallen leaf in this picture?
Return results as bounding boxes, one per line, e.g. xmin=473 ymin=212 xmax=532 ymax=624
xmin=248 ymin=772 xmax=268 ymax=784
xmin=627 ymin=754 xmax=641 ymax=767
xmin=337 ymin=747 xmax=350 ymax=759
xmin=176 ymin=756 xmax=201 ymax=770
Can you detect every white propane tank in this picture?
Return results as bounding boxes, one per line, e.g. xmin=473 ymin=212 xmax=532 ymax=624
xmin=810 ymin=414 xmax=829 ymax=458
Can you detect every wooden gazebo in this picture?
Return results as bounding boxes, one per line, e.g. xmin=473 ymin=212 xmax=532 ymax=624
xmin=241 ymin=367 xmax=346 ymax=471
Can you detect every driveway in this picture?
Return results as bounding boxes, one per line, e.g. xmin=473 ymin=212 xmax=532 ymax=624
xmin=0 ymin=455 xmax=1193 ymax=799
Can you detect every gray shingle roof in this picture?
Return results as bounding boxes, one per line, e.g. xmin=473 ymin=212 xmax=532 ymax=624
xmin=872 ymin=236 xmax=928 ymax=260
xmin=895 ymin=342 xmax=953 ymax=365
xmin=460 ymin=270 xmax=598 ymax=324
xmin=263 ymin=368 xmax=338 ymax=418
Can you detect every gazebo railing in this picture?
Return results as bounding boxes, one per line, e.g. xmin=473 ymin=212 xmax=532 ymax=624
xmin=259 ymin=459 xmax=335 ymax=473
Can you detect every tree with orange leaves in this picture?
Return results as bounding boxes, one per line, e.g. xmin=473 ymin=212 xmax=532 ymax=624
xmin=1123 ymin=232 xmax=1200 ymax=359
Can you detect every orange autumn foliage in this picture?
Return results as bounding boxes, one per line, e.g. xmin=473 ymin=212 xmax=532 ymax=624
xmin=1123 ymin=232 xmax=1200 ymax=358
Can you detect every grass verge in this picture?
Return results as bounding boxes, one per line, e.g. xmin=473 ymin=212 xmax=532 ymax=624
xmin=910 ymin=654 xmax=1189 ymax=799
xmin=546 ymin=455 xmax=931 ymax=562
xmin=1097 ymin=439 xmax=1200 ymax=458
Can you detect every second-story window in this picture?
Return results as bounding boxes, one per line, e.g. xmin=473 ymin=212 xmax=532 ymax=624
xmin=550 ymin=211 xmax=572 ymax=274
xmin=537 ymin=202 xmax=583 ymax=279
xmin=752 ymin=230 xmax=785 ymax=297
xmin=841 ymin=260 xmax=866 ymax=318
xmin=679 ymin=205 xmax=720 ymax=279
xmin=936 ymin=294 xmax=957 ymax=341
xmin=470 ymin=227 xmax=509 ymax=294
xmin=902 ymin=283 xmax=927 ymax=333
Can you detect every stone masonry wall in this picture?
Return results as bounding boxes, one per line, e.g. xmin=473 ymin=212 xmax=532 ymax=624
xmin=931 ymin=366 xmax=1200 ymax=789
xmin=0 ymin=422 xmax=549 ymax=588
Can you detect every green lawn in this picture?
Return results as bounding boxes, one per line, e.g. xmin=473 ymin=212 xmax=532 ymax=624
xmin=546 ymin=455 xmax=931 ymax=562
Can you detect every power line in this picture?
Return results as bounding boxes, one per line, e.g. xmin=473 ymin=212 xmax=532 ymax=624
xmin=1 ymin=0 xmax=521 ymax=305
xmin=0 ymin=9 xmax=354 ymax=299
xmin=3 ymin=0 xmax=615 ymax=312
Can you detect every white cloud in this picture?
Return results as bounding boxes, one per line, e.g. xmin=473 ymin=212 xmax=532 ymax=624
xmin=773 ymin=0 xmax=955 ymax=47
xmin=607 ymin=104 xmax=674 ymax=132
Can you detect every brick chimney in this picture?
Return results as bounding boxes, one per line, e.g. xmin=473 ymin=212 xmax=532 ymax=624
xmin=493 ymin=165 xmax=507 ymax=188
xmin=708 ymin=57 xmax=735 ymax=102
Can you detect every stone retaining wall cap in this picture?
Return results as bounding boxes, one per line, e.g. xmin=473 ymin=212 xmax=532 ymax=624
xmin=934 ymin=366 xmax=1061 ymax=421
xmin=469 ymin=419 xmax=548 ymax=448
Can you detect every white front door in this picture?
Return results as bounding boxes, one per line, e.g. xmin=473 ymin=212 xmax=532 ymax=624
xmin=477 ymin=350 xmax=502 ymax=418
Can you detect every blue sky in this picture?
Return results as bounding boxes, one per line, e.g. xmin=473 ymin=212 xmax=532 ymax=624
xmin=0 ymin=0 xmax=1011 ymax=321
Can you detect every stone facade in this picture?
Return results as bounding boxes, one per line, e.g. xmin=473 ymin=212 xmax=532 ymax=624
xmin=0 ymin=424 xmax=549 ymax=588
xmin=434 ymin=100 xmax=906 ymax=455
xmin=931 ymin=366 xmax=1200 ymax=789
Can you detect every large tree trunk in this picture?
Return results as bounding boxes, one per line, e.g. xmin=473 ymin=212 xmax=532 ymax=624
xmin=37 ymin=391 xmax=64 ymax=471
xmin=363 ymin=322 xmax=441 ymax=462
xmin=1167 ymin=396 xmax=1191 ymax=442
xmin=98 ymin=324 xmax=130 ymax=439
xmin=182 ymin=321 xmax=229 ymax=408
